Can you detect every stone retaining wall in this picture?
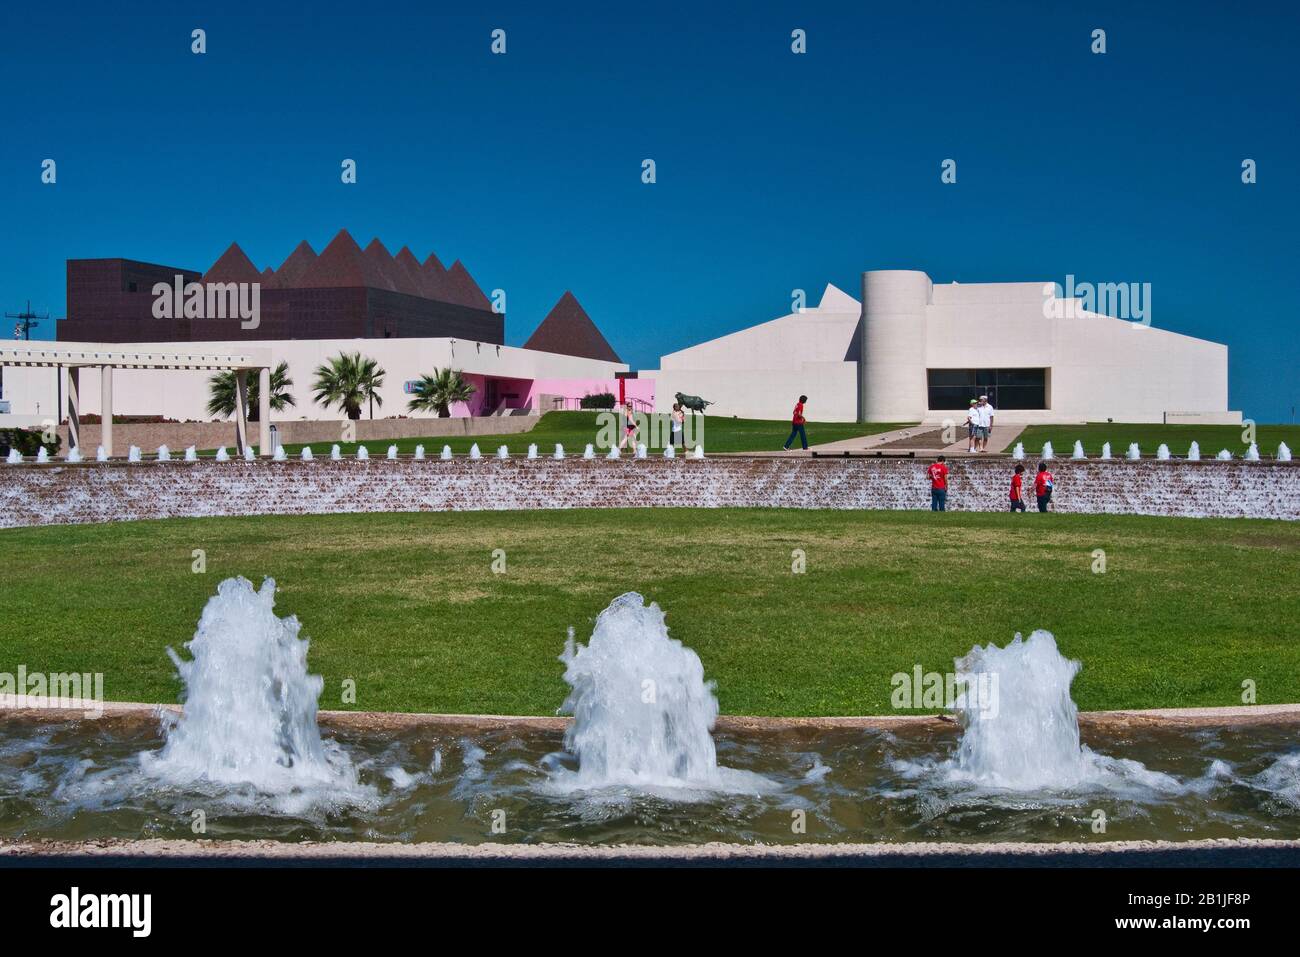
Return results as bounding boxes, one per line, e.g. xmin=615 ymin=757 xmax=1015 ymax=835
xmin=2 ymin=457 xmax=1297 ymax=528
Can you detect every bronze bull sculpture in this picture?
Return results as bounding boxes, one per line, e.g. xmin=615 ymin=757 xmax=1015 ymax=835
xmin=674 ymin=392 xmax=714 ymax=413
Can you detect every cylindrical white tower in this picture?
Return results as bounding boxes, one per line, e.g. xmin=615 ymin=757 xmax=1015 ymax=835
xmin=858 ymin=270 xmax=931 ymax=423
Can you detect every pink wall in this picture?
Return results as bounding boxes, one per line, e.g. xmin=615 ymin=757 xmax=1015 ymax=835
xmin=527 ymin=378 xmax=656 ymax=413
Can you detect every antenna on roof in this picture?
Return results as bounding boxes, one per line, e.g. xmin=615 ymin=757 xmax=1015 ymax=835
xmin=6 ymin=300 xmax=48 ymax=340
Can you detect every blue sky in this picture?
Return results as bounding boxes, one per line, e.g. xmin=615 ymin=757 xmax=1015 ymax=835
xmin=2 ymin=1 xmax=1296 ymax=420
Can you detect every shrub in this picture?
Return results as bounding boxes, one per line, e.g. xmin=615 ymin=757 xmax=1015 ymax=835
xmin=579 ymin=392 xmax=616 ymax=410
xmin=0 ymin=428 xmax=62 ymax=457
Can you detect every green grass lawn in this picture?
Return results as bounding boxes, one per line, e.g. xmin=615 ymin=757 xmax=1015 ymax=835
xmin=205 ymin=411 xmax=911 ymax=457
xmin=2 ymin=509 xmax=1296 ymax=717
xmin=1010 ymin=422 xmax=1300 ymax=457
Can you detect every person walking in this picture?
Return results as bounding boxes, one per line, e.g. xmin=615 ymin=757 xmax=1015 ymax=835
xmin=670 ymin=402 xmax=685 ymax=451
xmin=1009 ymin=463 xmax=1027 ymax=512
xmin=965 ymin=399 xmax=979 ymax=453
xmin=782 ymin=395 xmax=809 ymax=451
xmin=928 ymin=455 xmax=949 ymax=511
xmin=619 ymin=401 xmax=639 ymax=450
xmin=1034 ymin=461 xmax=1054 ymax=512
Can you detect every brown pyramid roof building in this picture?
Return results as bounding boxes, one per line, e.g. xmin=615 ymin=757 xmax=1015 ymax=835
xmin=271 ymin=240 xmax=318 ymax=289
xmin=445 ymin=260 xmax=493 ymax=311
xmin=203 ymin=242 xmax=262 ymax=285
xmin=524 ymin=291 xmax=620 ymax=363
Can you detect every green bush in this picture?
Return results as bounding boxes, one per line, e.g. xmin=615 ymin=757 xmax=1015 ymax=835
xmin=579 ymin=392 xmax=616 ymax=410
xmin=0 ymin=428 xmax=62 ymax=458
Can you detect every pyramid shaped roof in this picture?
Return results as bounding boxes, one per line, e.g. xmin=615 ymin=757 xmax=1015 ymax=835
xmin=271 ymin=240 xmax=318 ymax=289
xmin=296 ymin=229 xmax=369 ymax=288
xmin=523 ymin=291 xmax=620 ymax=363
xmin=203 ymin=242 xmax=262 ymax=285
xmin=445 ymin=260 xmax=492 ymax=311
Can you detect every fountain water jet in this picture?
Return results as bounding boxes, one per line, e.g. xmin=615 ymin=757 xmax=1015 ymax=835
xmin=36 ymin=447 xmax=50 ymax=463
xmin=330 ymin=444 xmax=341 ymax=460
xmin=549 ymin=592 xmax=772 ymax=796
xmin=469 ymin=443 xmax=481 ymax=460
xmin=1126 ymin=442 xmax=1141 ymax=460
xmin=138 ymin=577 xmax=375 ymax=811
xmin=387 ymin=445 xmax=398 ymax=460
xmin=1011 ymin=443 xmax=1024 ymax=460
xmin=1041 ymin=441 xmax=1054 ymax=460
xmin=413 ymin=445 xmax=424 ymax=460
xmin=128 ymin=446 xmax=142 ymax=462
xmin=441 ymin=445 xmax=452 ymax=460
xmin=1279 ymin=442 xmax=1292 ymax=462
xmin=1100 ymin=442 xmax=1112 ymax=460
xmin=1071 ymin=441 xmax=1085 ymax=460
xmin=215 ymin=447 xmax=229 ymax=462
xmin=96 ymin=445 xmax=108 ymax=462
xmin=301 ymin=446 xmax=314 ymax=461
xmin=553 ymin=444 xmax=564 ymax=460
xmin=1245 ymin=443 xmax=1260 ymax=461
xmin=1187 ymin=441 xmax=1200 ymax=461
xmin=243 ymin=446 xmax=255 ymax=462
xmin=356 ymin=445 xmax=369 ymax=460
xmin=1156 ymin=444 xmax=1170 ymax=460
xmin=157 ymin=445 xmax=171 ymax=462
xmin=583 ymin=444 xmax=595 ymax=459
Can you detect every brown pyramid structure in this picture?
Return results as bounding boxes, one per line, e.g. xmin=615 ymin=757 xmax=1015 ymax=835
xmin=445 ymin=260 xmax=493 ymax=311
xmin=203 ymin=242 xmax=262 ymax=285
xmin=396 ymin=246 xmax=439 ymax=300
xmin=297 ymin=229 xmax=369 ymax=288
xmin=421 ymin=251 xmax=450 ymax=300
xmin=271 ymin=240 xmax=318 ymax=289
xmin=362 ymin=238 xmax=412 ymax=294
xmin=260 ymin=267 xmax=276 ymax=284
xmin=524 ymin=291 xmax=620 ymax=363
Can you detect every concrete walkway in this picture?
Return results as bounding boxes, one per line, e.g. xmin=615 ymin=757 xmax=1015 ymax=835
xmin=940 ymin=422 xmax=1026 ymax=457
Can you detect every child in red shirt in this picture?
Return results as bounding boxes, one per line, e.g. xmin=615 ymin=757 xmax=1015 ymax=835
xmin=1034 ymin=462 xmax=1054 ymax=512
xmin=1010 ymin=463 xmax=1026 ymax=512
xmin=928 ymin=455 xmax=949 ymax=511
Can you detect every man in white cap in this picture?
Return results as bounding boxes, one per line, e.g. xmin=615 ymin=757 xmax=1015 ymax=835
xmin=965 ymin=399 xmax=979 ymax=453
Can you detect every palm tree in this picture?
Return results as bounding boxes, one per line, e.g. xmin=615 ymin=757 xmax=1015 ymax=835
xmin=206 ymin=361 xmax=295 ymax=421
xmin=406 ymin=368 xmax=476 ymax=417
xmin=312 ymin=352 xmax=385 ymax=420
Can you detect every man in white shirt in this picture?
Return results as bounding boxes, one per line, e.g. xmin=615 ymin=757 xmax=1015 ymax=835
xmin=965 ymin=399 xmax=979 ymax=453
xmin=976 ymin=395 xmax=996 ymax=452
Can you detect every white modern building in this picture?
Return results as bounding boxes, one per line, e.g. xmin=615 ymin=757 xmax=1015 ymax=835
xmin=648 ymin=269 xmax=1239 ymax=424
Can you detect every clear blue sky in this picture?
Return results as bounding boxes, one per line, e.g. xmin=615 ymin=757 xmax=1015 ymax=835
xmin=2 ymin=1 xmax=1296 ymax=420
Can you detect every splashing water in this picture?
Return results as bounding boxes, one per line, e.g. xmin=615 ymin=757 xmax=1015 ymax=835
xmin=330 ymin=444 xmax=341 ymax=460
xmin=554 ymin=443 xmax=564 ymax=460
xmin=549 ymin=592 xmax=772 ymax=796
xmin=96 ymin=445 xmax=108 ymax=462
xmin=583 ymin=444 xmax=595 ymax=459
xmin=1217 ymin=449 xmax=1232 ymax=461
xmin=1041 ymin=441 xmax=1054 ymax=460
xmin=664 ymin=444 xmax=676 ymax=459
xmin=184 ymin=446 xmax=197 ymax=462
xmin=36 ymin=447 xmax=50 ymax=463
xmin=1245 ymin=443 xmax=1260 ymax=461
xmin=215 ymin=446 xmax=229 ymax=462
xmin=301 ymin=446 xmax=314 ymax=461
xmin=1279 ymin=442 xmax=1292 ymax=462
xmin=387 ymin=445 xmax=398 ymax=460
xmin=469 ymin=443 xmax=481 ymax=460
xmin=243 ymin=446 xmax=255 ymax=462
xmin=636 ymin=443 xmax=647 ymax=459
xmin=441 ymin=445 xmax=452 ymax=460
xmin=1071 ymin=441 xmax=1085 ymax=459
xmin=273 ymin=445 xmax=287 ymax=461
xmin=1187 ymin=441 xmax=1200 ymax=461
xmin=606 ymin=445 xmax=620 ymax=459
xmin=897 ymin=631 xmax=1184 ymax=795
xmin=1010 ymin=442 xmax=1024 ymax=460
xmin=497 ymin=445 xmax=509 ymax=459
xmin=1156 ymin=444 xmax=1170 ymax=460
xmin=692 ymin=445 xmax=705 ymax=459
xmin=67 ymin=446 xmax=83 ymax=463
xmin=528 ymin=444 xmax=538 ymax=459
xmin=1126 ymin=443 xmax=1141 ymax=460
xmin=413 ymin=444 xmax=424 ymax=460
xmin=138 ymin=577 xmax=375 ymax=813
xmin=6 ymin=449 xmax=23 ymax=464
xmin=356 ymin=445 xmax=369 ymax=460
xmin=128 ymin=446 xmax=142 ymax=462
xmin=157 ymin=445 xmax=171 ymax=462
xmin=1100 ymin=442 xmax=1112 ymax=460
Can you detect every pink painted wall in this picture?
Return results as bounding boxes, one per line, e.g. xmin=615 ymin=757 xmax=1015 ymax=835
xmin=527 ymin=378 xmax=656 ymax=413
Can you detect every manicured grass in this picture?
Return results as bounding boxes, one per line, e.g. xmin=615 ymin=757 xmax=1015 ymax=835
xmin=2 ymin=510 xmax=1297 ymax=717
xmin=1010 ymin=423 xmax=1300 ymax=457
xmin=221 ymin=411 xmax=912 ymax=457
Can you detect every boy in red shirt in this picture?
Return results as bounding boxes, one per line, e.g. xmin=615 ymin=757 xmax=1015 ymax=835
xmin=782 ymin=395 xmax=809 ymax=451
xmin=928 ymin=455 xmax=949 ymax=511
xmin=1009 ymin=463 xmax=1026 ymax=512
xmin=1034 ymin=462 xmax=1054 ymax=512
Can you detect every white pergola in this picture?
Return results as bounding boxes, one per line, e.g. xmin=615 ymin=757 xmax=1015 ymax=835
xmin=0 ymin=344 xmax=274 ymax=458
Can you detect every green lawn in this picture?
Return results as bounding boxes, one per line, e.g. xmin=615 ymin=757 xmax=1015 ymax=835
xmin=207 ymin=412 xmax=911 ymax=457
xmin=1009 ymin=423 xmax=1300 ymax=457
xmin=2 ymin=509 xmax=1296 ymax=717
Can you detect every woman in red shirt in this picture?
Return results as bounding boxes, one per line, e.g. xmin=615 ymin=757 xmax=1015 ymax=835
xmin=782 ymin=395 xmax=809 ymax=451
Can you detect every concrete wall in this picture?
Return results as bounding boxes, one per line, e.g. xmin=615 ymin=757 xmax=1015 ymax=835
xmin=2 ymin=458 xmax=1296 ymax=528
xmin=649 ymin=271 xmax=1237 ymax=425
xmin=1 ymin=337 xmax=627 ymax=422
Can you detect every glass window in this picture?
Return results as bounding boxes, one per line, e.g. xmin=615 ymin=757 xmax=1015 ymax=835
xmin=927 ymin=368 xmax=1047 ymax=410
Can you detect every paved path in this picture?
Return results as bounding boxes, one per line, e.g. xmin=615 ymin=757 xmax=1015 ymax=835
xmin=941 ymin=422 xmax=1026 ymax=457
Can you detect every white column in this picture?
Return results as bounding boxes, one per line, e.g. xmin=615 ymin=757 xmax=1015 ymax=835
xmin=234 ymin=371 xmax=249 ymax=455
xmin=66 ymin=366 xmax=81 ymax=456
xmin=258 ymin=366 xmax=271 ymax=456
xmin=100 ymin=365 xmax=113 ymax=457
